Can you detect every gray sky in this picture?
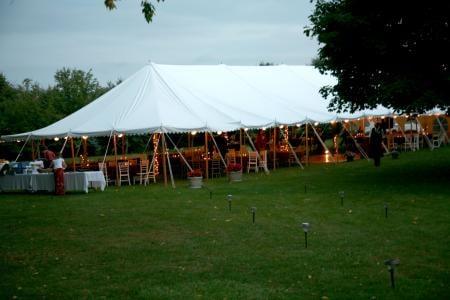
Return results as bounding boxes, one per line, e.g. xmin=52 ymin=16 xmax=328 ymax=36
xmin=0 ymin=0 xmax=319 ymax=86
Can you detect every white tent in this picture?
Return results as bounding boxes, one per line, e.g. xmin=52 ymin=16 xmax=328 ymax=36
xmin=2 ymin=62 xmax=394 ymax=141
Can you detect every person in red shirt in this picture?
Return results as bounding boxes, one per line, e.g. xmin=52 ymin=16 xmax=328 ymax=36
xmin=41 ymin=145 xmax=56 ymax=168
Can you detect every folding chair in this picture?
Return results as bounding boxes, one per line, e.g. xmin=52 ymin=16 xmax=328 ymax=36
xmin=247 ymin=151 xmax=258 ymax=173
xmin=118 ymin=161 xmax=131 ymax=186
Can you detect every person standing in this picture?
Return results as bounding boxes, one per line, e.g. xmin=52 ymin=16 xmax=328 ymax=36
xmin=369 ymin=123 xmax=383 ymax=167
xmin=50 ymin=152 xmax=67 ymax=195
xmin=41 ymin=145 xmax=56 ymax=169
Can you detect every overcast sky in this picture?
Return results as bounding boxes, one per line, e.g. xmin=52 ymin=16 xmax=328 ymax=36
xmin=0 ymin=0 xmax=319 ymax=86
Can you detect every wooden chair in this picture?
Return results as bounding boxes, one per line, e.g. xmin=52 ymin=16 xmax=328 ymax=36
xmin=133 ymin=160 xmax=156 ymax=185
xmin=258 ymin=150 xmax=268 ymax=172
xmin=210 ymin=156 xmax=222 ymax=178
xmin=247 ymin=151 xmax=258 ymax=173
xmin=118 ymin=161 xmax=131 ymax=186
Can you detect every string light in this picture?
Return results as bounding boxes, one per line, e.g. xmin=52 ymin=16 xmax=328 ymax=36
xmin=82 ymin=136 xmax=88 ymax=140
xmin=118 ymin=133 xmax=123 ymax=138
xmin=191 ymin=131 xmax=197 ymax=136
xmin=217 ymin=131 xmax=222 ymax=135
xmin=54 ymin=137 xmax=60 ymax=141
xmin=152 ymin=134 xmax=159 ymax=175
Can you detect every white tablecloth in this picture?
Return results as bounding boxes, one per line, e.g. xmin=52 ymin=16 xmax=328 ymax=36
xmin=0 ymin=171 xmax=106 ymax=193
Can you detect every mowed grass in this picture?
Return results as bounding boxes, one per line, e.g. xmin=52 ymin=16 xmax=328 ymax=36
xmin=1 ymin=148 xmax=449 ymax=299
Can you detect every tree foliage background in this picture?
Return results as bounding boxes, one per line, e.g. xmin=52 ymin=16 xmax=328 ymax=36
xmin=0 ymin=70 xmax=126 ymax=160
xmin=305 ymin=0 xmax=450 ymax=113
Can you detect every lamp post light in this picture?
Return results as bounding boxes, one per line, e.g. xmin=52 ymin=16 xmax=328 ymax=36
xmin=301 ymin=222 xmax=310 ymax=248
xmin=227 ymin=194 xmax=232 ymax=212
xmin=384 ymin=203 xmax=388 ymax=218
xmin=251 ymin=207 xmax=257 ymax=224
xmin=384 ymin=259 xmax=400 ymax=288
xmin=339 ymin=191 xmax=345 ymax=206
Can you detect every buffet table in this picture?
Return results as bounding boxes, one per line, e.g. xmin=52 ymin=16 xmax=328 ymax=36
xmin=0 ymin=171 xmax=106 ymax=193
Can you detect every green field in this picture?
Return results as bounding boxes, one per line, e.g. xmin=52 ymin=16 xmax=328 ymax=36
xmin=1 ymin=148 xmax=449 ymax=299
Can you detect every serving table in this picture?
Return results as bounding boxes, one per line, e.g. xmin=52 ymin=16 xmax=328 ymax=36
xmin=0 ymin=171 xmax=106 ymax=193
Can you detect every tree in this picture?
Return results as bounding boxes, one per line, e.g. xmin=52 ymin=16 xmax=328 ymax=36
xmin=305 ymin=0 xmax=450 ymax=113
xmin=104 ymin=0 xmax=164 ymax=23
xmin=53 ymin=68 xmax=106 ymax=117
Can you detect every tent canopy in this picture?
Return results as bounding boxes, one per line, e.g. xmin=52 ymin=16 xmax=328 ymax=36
xmin=2 ymin=63 xmax=395 ymax=141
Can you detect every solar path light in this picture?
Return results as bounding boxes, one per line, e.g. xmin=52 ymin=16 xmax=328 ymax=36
xmin=301 ymin=222 xmax=310 ymax=248
xmin=339 ymin=191 xmax=345 ymax=206
xmin=227 ymin=194 xmax=232 ymax=212
xmin=251 ymin=207 xmax=257 ymax=224
xmin=384 ymin=258 xmax=400 ymax=288
xmin=384 ymin=203 xmax=388 ymax=218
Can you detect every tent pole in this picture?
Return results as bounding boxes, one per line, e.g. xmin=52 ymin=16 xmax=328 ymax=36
xmin=121 ymin=134 xmax=126 ymax=159
xmin=102 ymin=131 xmax=114 ymax=166
xmin=13 ymin=134 xmax=31 ymax=162
xmin=435 ymin=115 xmax=449 ymax=143
xmin=273 ymin=127 xmax=276 ymax=170
xmin=113 ymin=134 xmax=119 ymax=186
xmin=415 ymin=116 xmax=433 ymax=150
xmin=59 ymin=136 xmax=69 ymax=155
xmin=164 ymin=134 xmax=175 ymax=188
xmin=305 ymin=123 xmax=309 ymax=166
xmin=343 ymin=126 xmax=369 ymax=161
xmin=204 ymin=132 xmax=209 ymax=180
xmin=70 ymin=137 xmax=76 ymax=171
xmin=208 ymin=131 xmax=228 ymax=169
xmin=279 ymin=129 xmax=304 ymax=169
xmin=161 ymin=132 xmax=168 ymax=187
xmin=31 ymin=139 xmax=35 ymax=160
xmin=309 ymin=121 xmax=336 ymax=163
xmin=244 ymin=130 xmax=270 ymax=174
xmin=240 ymin=129 xmax=243 ymax=167
xmin=165 ymin=133 xmax=193 ymax=171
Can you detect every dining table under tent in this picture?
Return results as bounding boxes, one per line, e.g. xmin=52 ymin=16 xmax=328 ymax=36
xmin=1 ymin=63 xmax=448 ymax=188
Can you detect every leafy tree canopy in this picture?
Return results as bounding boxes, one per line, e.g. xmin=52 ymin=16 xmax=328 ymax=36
xmin=305 ymin=0 xmax=450 ymax=113
xmin=104 ymin=0 xmax=164 ymax=23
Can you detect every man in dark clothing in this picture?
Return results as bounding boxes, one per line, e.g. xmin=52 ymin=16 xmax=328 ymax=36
xmin=369 ymin=123 xmax=383 ymax=167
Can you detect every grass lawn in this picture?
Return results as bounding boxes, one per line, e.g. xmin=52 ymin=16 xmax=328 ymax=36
xmin=1 ymin=147 xmax=449 ymax=299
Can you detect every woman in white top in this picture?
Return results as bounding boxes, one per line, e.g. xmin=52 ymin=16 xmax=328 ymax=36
xmin=50 ymin=152 xmax=67 ymax=195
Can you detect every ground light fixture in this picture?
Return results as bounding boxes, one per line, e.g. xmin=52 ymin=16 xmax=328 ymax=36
xmin=251 ymin=207 xmax=256 ymax=224
xmin=384 ymin=203 xmax=388 ymax=218
xmin=301 ymin=222 xmax=310 ymax=248
xmin=227 ymin=194 xmax=232 ymax=212
xmin=384 ymin=258 xmax=400 ymax=288
xmin=339 ymin=191 xmax=345 ymax=206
